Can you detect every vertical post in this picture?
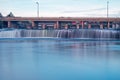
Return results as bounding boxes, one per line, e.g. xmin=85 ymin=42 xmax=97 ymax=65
xmin=82 ymin=21 xmax=84 ymax=29
xmin=112 ymin=23 xmax=115 ymax=29
xmin=88 ymin=24 xmax=91 ymax=29
xmin=76 ymin=24 xmax=79 ymax=29
xmin=56 ymin=21 xmax=59 ymax=29
xmin=32 ymin=21 xmax=35 ymax=27
xmin=107 ymin=22 xmax=110 ymax=29
xmin=8 ymin=21 xmax=11 ymax=28
xmin=42 ymin=24 xmax=45 ymax=29
xmin=100 ymin=24 xmax=103 ymax=29
xmin=65 ymin=24 xmax=68 ymax=29
xmin=54 ymin=24 xmax=57 ymax=29
xmin=36 ymin=2 xmax=39 ymax=17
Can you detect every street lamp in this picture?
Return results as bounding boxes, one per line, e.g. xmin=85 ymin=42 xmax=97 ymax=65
xmin=36 ymin=2 xmax=39 ymax=17
xmin=107 ymin=1 xmax=110 ymax=29
xmin=107 ymin=1 xmax=109 ymax=18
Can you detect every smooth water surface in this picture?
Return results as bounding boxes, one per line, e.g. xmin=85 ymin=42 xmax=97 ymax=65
xmin=0 ymin=39 xmax=120 ymax=80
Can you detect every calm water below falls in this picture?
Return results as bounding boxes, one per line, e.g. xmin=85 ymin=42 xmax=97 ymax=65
xmin=0 ymin=39 xmax=120 ymax=80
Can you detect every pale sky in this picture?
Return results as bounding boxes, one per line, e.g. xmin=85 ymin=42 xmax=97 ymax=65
xmin=0 ymin=0 xmax=120 ymax=17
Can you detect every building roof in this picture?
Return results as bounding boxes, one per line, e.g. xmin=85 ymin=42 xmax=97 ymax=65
xmin=0 ymin=13 xmax=3 ymax=18
xmin=6 ymin=12 xmax=15 ymax=17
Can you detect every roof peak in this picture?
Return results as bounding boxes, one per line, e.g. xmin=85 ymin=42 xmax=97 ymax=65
xmin=0 ymin=13 xmax=3 ymax=18
xmin=6 ymin=12 xmax=15 ymax=17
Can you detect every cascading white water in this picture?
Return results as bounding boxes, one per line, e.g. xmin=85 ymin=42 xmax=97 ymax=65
xmin=0 ymin=30 xmax=21 ymax=38
xmin=0 ymin=29 xmax=120 ymax=39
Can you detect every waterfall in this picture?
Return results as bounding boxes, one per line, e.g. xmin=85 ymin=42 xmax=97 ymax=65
xmin=0 ymin=29 xmax=120 ymax=39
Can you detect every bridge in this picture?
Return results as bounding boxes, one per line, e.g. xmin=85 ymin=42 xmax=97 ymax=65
xmin=0 ymin=16 xmax=120 ymax=29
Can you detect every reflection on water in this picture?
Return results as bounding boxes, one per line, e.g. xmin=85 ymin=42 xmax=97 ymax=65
xmin=0 ymin=40 xmax=120 ymax=80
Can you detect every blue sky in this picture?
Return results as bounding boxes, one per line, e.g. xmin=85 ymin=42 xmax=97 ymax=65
xmin=0 ymin=0 xmax=120 ymax=17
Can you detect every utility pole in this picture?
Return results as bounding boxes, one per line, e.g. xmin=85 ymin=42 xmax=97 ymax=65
xmin=36 ymin=2 xmax=39 ymax=17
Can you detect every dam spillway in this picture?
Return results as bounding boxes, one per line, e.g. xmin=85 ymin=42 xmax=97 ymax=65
xmin=0 ymin=29 xmax=120 ymax=40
